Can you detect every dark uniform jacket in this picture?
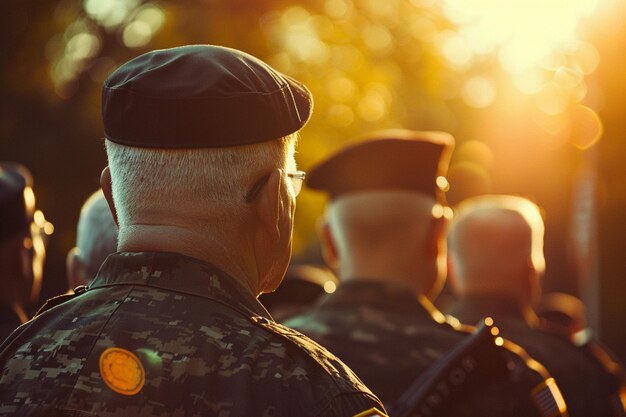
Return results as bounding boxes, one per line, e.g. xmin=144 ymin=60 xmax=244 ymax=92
xmin=284 ymin=280 xmax=563 ymax=416
xmin=0 ymin=252 xmax=385 ymax=417
xmin=450 ymin=296 xmax=625 ymax=417
xmin=0 ymin=304 xmax=22 ymax=342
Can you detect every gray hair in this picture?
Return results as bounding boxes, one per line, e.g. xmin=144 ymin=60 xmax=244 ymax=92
xmin=105 ymin=135 xmax=297 ymax=231
xmin=76 ymin=190 xmax=117 ymax=280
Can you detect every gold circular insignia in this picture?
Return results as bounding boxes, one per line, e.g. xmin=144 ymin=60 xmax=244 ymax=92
xmin=99 ymin=347 xmax=145 ymax=396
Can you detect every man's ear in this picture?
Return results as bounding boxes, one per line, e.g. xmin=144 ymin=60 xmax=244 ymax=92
xmin=317 ymin=218 xmax=339 ymax=270
xmin=66 ymin=247 xmax=88 ymax=290
xmin=100 ymin=166 xmax=119 ymax=227
xmin=254 ymin=169 xmax=282 ymax=243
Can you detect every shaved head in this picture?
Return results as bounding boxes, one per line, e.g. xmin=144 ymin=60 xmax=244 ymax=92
xmin=324 ymin=190 xmax=448 ymax=297
xmin=447 ymin=195 xmax=545 ymax=304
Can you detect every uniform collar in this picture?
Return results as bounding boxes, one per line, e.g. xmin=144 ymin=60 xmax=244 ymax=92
xmin=319 ymin=279 xmax=449 ymax=324
xmin=451 ymin=295 xmax=538 ymax=326
xmin=89 ymin=251 xmax=272 ymax=319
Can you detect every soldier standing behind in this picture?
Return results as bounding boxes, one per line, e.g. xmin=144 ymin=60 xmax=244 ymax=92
xmin=284 ymin=130 xmax=566 ymax=416
xmin=0 ymin=45 xmax=386 ymax=417
xmin=66 ymin=189 xmax=118 ymax=288
xmin=0 ymin=163 xmax=49 ymax=341
xmin=446 ymin=194 xmax=625 ymax=417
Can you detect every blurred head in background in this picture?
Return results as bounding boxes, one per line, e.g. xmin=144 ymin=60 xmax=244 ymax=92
xmin=447 ymin=194 xmax=546 ymax=308
xmin=66 ymin=189 xmax=117 ymax=289
xmin=0 ymin=162 xmax=52 ymax=324
xmin=311 ymin=130 xmax=454 ymax=300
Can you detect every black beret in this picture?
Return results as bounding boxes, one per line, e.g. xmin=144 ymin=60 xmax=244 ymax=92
xmin=102 ymin=45 xmax=313 ymax=148
xmin=307 ymin=129 xmax=454 ymax=202
xmin=0 ymin=163 xmax=32 ymax=240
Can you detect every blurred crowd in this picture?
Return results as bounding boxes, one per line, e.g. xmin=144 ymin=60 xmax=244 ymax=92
xmin=0 ymin=45 xmax=624 ymax=417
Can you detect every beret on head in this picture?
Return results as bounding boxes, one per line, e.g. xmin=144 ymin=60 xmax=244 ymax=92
xmin=102 ymin=45 xmax=313 ymax=148
xmin=0 ymin=162 xmax=33 ymax=240
xmin=307 ymin=129 xmax=454 ymax=202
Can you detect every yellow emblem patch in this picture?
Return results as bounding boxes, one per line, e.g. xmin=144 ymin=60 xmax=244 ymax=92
xmin=352 ymin=407 xmax=388 ymax=417
xmin=99 ymin=347 xmax=145 ymax=396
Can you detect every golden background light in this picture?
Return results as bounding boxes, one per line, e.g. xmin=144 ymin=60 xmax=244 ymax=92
xmin=2 ymin=0 xmax=624 ymax=358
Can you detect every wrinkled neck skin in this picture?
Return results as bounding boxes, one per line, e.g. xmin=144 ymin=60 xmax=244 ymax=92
xmin=118 ymin=223 xmax=264 ymax=297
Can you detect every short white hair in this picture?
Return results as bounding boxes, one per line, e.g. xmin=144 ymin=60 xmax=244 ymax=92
xmin=448 ymin=195 xmax=546 ymax=295
xmin=76 ymin=190 xmax=117 ymax=279
xmin=105 ymin=135 xmax=297 ymax=229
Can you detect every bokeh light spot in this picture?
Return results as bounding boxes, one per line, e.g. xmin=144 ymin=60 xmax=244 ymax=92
xmin=327 ymin=74 xmax=358 ymax=102
xmin=461 ymin=76 xmax=496 ymax=108
xmin=440 ymin=31 xmax=473 ymax=68
xmin=65 ymin=32 xmax=100 ymax=61
xmin=363 ymin=24 xmax=393 ymax=54
xmin=134 ymin=5 xmax=166 ymax=32
xmin=514 ymin=69 xmax=548 ymax=95
xmin=123 ymin=21 xmax=153 ymax=48
xmin=326 ymin=104 xmax=355 ymax=128
xmin=357 ymin=91 xmax=386 ymax=122
xmin=432 ymin=204 xmax=445 ymax=219
xmin=323 ymin=281 xmax=337 ymax=294
xmin=324 ymin=0 xmax=353 ymax=19
xmin=84 ymin=0 xmax=137 ymax=28
xmin=554 ymin=66 xmax=584 ymax=89
xmin=436 ymin=176 xmax=450 ymax=192
xmin=23 ymin=187 xmax=36 ymax=212
xmin=569 ymin=105 xmax=603 ymax=150
xmin=536 ymin=82 xmax=569 ymax=115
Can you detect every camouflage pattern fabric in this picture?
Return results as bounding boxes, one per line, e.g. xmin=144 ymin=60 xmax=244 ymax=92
xmin=450 ymin=296 xmax=624 ymax=417
xmin=284 ymin=280 xmax=560 ymax=416
xmin=0 ymin=252 xmax=385 ymax=417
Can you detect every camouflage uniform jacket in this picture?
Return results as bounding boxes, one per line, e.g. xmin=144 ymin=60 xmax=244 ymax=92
xmin=0 ymin=252 xmax=386 ymax=417
xmin=284 ymin=280 xmax=563 ymax=416
xmin=450 ymin=296 xmax=625 ymax=417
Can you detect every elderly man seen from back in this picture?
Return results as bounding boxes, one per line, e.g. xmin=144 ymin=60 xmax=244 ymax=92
xmin=0 ymin=163 xmax=49 ymax=340
xmin=446 ymin=194 xmax=624 ymax=417
xmin=0 ymin=45 xmax=386 ymax=417
xmin=285 ymin=131 xmax=566 ymax=416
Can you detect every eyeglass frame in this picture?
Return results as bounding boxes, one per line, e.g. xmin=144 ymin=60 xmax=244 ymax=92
xmin=244 ymin=170 xmax=306 ymax=203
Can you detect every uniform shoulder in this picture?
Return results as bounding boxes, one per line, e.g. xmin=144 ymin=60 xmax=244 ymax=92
xmin=252 ymin=316 xmax=374 ymax=392
xmin=249 ymin=316 xmax=387 ymax=416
